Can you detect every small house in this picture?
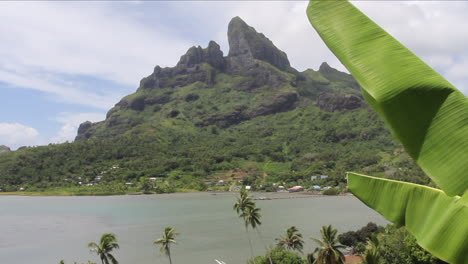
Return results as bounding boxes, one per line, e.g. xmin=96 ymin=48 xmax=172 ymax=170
xmin=311 ymin=185 xmax=321 ymax=190
xmin=320 ymin=175 xmax=329 ymax=179
xmin=311 ymin=175 xmax=318 ymax=181
xmin=245 ymin=186 xmax=251 ymax=190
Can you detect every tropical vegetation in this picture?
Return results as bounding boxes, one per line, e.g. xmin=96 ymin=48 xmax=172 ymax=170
xmin=154 ymin=227 xmax=179 ymax=264
xmin=276 ymin=226 xmax=304 ymax=253
xmin=87 ymin=233 xmax=119 ymax=264
xmin=0 ymin=17 xmax=434 ymax=195
xmin=307 ymin=0 xmax=468 ymax=263
xmin=311 ymin=225 xmax=345 ymax=264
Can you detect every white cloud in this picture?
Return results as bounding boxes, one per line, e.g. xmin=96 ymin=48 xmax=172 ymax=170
xmin=49 ymin=112 xmax=106 ymax=144
xmin=0 ymin=123 xmax=42 ymax=149
xmin=0 ymin=67 xmax=118 ymax=109
xmin=0 ymin=113 xmax=106 ymax=149
xmin=0 ymin=1 xmax=191 ymax=107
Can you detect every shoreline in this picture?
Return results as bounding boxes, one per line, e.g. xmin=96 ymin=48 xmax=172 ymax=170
xmin=0 ymin=190 xmax=352 ymax=198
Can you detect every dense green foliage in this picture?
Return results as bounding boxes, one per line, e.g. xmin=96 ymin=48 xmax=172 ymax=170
xmin=0 ymin=17 xmax=431 ymax=193
xmin=376 ymin=226 xmax=446 ymax=264
xmin=249 ymin=248 xmax=305 ymax=264
xmin=0 ymin=78 xmax=428 ymax=192
xmin=338 ymin=222 xmax=383 ymax=253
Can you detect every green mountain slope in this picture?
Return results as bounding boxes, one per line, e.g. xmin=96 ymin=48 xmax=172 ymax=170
xmin=0 ymin=17 xmax=428 ymax=192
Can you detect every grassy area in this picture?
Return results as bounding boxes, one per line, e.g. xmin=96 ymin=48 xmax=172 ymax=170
xmin=0 ymin=185 xmax=142 ymax=196
xmin=0 ymin=186 xmax=204 ymax=196
xmin=0 ymin=190 xmax=139 ymax=196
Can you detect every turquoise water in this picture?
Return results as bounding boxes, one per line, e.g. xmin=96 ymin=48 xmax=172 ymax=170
xmin=0 ymin=193 xmax=387 ymax=264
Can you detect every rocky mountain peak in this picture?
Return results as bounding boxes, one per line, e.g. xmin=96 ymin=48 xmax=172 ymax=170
xmin=0 ymin=145 xmax=11 ymax=155
xmin=227 ymin=16 xmax=290 ymax=71
xmin=176 ymin=40 xmax=224 ymax=71
xmin=319 ymin=62 xmax=341 ymax=75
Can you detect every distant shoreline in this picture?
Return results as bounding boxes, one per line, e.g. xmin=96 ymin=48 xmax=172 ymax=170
xmin=0 ymin=190 xmax=352 ymax=198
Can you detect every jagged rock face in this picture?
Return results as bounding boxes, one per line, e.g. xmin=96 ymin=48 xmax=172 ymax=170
xmin=0 ymin=145 xmax=11 ymax=154
xmin=227 ymin=17 xmax=290 ymax=71
xmin=75 ymin=17 xmax=361 ymax=141
xmin=250 ymin=91 xmax=299 ymax=117
xmin=176 ymin=41 xmax=224 ymax=71
xmin=317 ymin=92 xmax=363 ymax=112
xmin=139 ymin=41 xmax=223 ymax=90
xmin=318 ymin=62 xmax=338 ymax=74
xmin=75 ymin=121 xmax=94 ymax=141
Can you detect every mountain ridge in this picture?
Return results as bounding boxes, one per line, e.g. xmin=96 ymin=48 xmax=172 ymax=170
xmin=0 ymin=17 xmax=429 ymax=192
xmin=76 ymin=16 xmax=362 ymax=141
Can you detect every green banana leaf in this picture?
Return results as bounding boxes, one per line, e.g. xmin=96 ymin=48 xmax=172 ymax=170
xmin=307 ymin=0 xmax=468 ymax=197
xmin=306 ymin=1 xmax=468 ymax=263
xmin=348 ymin=173 xmax=468 ymax=264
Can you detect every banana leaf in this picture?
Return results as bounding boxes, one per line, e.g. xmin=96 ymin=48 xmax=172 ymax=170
xmin=348 ymin=173 xmax=468 ymax=264
xmin=306 ymin=1 xmax=468 ymax=263
xmin=307 ymin=0 xmax=468 ymax=197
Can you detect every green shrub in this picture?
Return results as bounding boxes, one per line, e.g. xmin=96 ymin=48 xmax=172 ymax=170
xmin=248 ymin=249 xmax=305 ymax=264
xmin=322 ymin=188 xmax=340 ymax=195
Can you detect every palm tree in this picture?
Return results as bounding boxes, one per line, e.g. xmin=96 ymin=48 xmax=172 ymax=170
xmin=234 ymin=190 xmax=256 ymax=259
xmin=233 ymin=189 xmax=255 ymax=216
xmin=306 ymin=252 xmax=316 ymax=264
xmin=362 ymin=248 xmax=380 ymax=264
xmin=87 ymin=233 xmax=119 ymax=264
xmin=276 ymin=226 xmax=304 ymax=253
xmin=311 ymin=225 xmax=345 ymax=264
xmin=241 ymin=206 xmax=262 ymax=230
xmin=154 ymin=226 xmax=179 ymax=264
xmin=362 ymin=236 xmax=380 ymax=264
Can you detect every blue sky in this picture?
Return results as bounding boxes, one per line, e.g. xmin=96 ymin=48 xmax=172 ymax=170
xmin=1 ymin=1 xmax=467 ymax=149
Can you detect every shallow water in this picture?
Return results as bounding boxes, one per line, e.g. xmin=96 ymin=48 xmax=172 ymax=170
xmin=0 ymin=193 xmax=387 ymax=264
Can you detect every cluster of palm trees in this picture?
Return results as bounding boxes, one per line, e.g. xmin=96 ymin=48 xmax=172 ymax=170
xmin=234 ymin=190 xmax=347 ymax=264
xmin=70 ymin=227 xmax=179 ymax=264
xmin=274 ymin=225 xmax=346 ymax=264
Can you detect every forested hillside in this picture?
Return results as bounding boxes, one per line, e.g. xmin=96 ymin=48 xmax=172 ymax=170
xmin=0 ymin=17 xmax=429 ymax=192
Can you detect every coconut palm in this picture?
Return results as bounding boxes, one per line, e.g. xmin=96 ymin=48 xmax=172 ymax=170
xmin=276 ymin=226 xmax=304 ymax=253
xmin=234 ymin=190 xmax=256 ymax=259
xmin=87 ymin=233 xmax=119 ymax=264
xmin=233 ymin=189 xmax=255 ymax=216
xmin=154 ymin=227 xmax=179 ymax=264
xmin=362 ymin=236 xmax=380 ymax=264
xmin=306 ymin=252 xmax=316 ymax=264
xmin=362 ymin=247 xmax=380 ymax=264
xmin=241 ymin=205 xmax=262 ymax=230
xmin=242 ymin=205 xmax=272 ymax=264
xmin=311 ymin=225 xmax=345 ymax=264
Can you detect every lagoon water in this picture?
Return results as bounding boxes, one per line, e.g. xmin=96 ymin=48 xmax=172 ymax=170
xmin=0 ymin=193 xmax=387 ymax=264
